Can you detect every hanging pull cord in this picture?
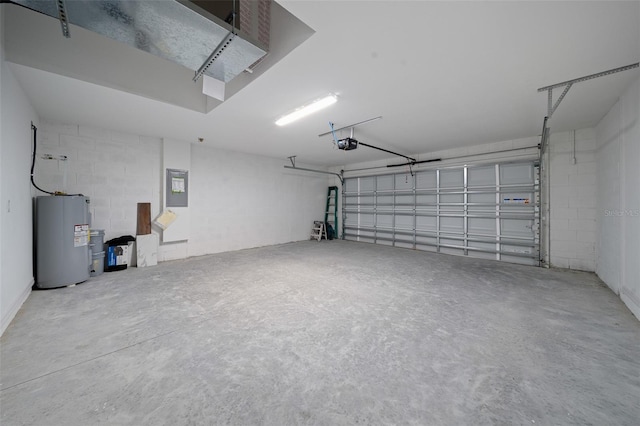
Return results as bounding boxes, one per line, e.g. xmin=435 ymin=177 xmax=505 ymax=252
xmin=329 ymin=122 xmax=340 ymax=148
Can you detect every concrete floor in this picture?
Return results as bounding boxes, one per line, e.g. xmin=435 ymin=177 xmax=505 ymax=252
xmin=1 ymin=240 xmax=639 ymax=425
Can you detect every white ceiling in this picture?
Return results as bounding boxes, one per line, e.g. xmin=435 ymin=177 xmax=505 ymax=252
xmin=6 ymin=1 xmax=640 ymax=167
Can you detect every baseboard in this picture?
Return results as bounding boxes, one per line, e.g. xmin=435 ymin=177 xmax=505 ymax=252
xmin=1 ymin=278 xmax=33 ymax=336
xmin=620 ymin=288 xmax=640 ymax=321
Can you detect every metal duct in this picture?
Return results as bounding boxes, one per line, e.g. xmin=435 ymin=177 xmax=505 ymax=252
xmin=11 ymin=0 xmax=268 ymax=83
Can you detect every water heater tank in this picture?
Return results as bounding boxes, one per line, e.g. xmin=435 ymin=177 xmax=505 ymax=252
xmin=36 ymin=195 xmax=91 ymax=289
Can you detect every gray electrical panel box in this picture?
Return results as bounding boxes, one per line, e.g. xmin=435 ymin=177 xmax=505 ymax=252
xmin=166 ymin=168 xmax=188 ymax=207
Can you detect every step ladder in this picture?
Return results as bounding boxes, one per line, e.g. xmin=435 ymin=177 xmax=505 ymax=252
xmin=325 ymin=186 xmax=338 ymax=239
xmin=310 ymin=221 xmax=326 ymax=241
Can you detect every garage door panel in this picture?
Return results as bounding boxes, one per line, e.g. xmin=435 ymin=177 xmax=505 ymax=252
xmin=468 ymin=192 xmax=495 ymax=204
xmin=360 ymin=177 xmax=375 ymax=192
xmin=342 ymin=161 xmax=539 ymax=265
xmin=345 ymin=213 xmax=358 ymax=226
xmin=379 ymin=227 xmax=394 ymax=235
xmin=377 ymin=175 xmax=394 ymax=191
xmin=377 ymin=213 xmax=393 ymax=228
xmin=469 ymin=249 xmax=497 ymax=260
xmin=416 ymin=194 xmax=437 ymax=205
xmin=345 ymin=179 xmax=358 ymax=192
xmin=441 ymin=217 xmax=463 ymax=233
xmin=394 ymin=240 xmax=414 ymax=249
xmin=395 ymin=174 xmax=413 ymax=191
xmin=441 ymin=247 xmax=464 ymax=256
xmin=501 ymin=218 xmax=533 ymax=237
xmin=416 ymin=216 xmax=437 ymax=231
xmin=416 ymin=209 xmax=437 ymax=217
xmin=501 ymin=243 xmax=534 ymax=256
xmin=395 ymin=215 xmax=413 ymax=229
xmin=416 ymin=244 xmax=437 ymax=252
xmin=441 ymin=194 xmax=464 ymax=204
xmin=358 ymin=195 xmax=374 ymax=206
xmin=468 ymin=240 xmax=496 ymax=250
xmin=501 ymin=254 xmax=538 ymax=266
xmin=500 ymin=163 xmax=534 ymax=184
xmin=377 ymin=195 xmax=393 ymax=205
xmin=396 ymin=194 xmax=414 ymax=205
xmin=440 ymin=169 xmax=463 ymax=188
xmin=416 ymin=235 xmax=437 ymax=244
xmin=359 ymin=214 xmax=375 ymax=227
xmin=468 ymin=166 xmax=496 ymax=187
xmin=440 ymin=237 xmax=463 ymax=246
xmin=468 ymin=217 xmax=496 ymax=234
xmin=501 ymin=191 xmax=533 ymax=211
xmin=416 ymin=171 xmax=437 ymax=189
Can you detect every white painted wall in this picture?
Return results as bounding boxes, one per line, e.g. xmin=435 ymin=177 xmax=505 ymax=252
xmin=188 ymin=144 xmax=328 ymax=257
xmin=548 ymin=129 xmax=598 ymax=271
xmin=1 ymin=6 xmax=4 ymax=332
xmin=596 ymin=104 xmax=622 ymax=294
xmin=0 ymin=4 xmax=40 ymax=335
xmin=33 ymin=122 xmax=328 ymax=263
xmin=596 ymin=76 xmax=640 ymax=319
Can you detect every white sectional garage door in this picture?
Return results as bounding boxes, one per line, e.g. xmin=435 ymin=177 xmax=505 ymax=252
xmin=343 ymin=162 xmax=540 ymax=266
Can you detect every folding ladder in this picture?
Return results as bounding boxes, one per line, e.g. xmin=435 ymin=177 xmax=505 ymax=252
xmin=310 ymin=221 xmax=326 ymax=241
xmin=325 ymin=186 xmax=338 ymax=239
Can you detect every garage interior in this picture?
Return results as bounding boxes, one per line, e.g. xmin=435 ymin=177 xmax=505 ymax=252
xmin=1 ymin=1 xmax=639 ymax=424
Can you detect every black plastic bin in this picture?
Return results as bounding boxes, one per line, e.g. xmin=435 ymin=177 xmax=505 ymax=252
xmin=105 ymin=235 xmax=135 ymax=272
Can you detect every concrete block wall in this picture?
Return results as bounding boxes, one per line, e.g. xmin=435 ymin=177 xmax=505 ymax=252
xmin=34 ymin=121 xmax=161 ymax=242
xmin=34 ymin=120 xmax=328 ymax=263
xmin=596 ymin=76 xmax=640 ymax=319
xmin=548 ymin=129 xmax=598 ymax=271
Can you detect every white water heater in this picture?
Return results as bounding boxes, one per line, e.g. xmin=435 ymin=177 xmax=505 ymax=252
xmin=36 ymin=195 xmax=91 ymax=289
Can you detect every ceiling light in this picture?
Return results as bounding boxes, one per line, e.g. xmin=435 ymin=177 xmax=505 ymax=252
xmin=275 ymin=94 xmax=337 ymax=126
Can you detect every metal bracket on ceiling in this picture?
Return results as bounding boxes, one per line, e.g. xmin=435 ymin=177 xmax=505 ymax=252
xmin=546 ymin=83 xmax=572 ymax=119
xmin=539 ymin=116 xmax=549 ymax=155
xmin=318 ymin=116 xmax=382 ymax=137
xmin=538 ymin=62 xmax=639 ymax=120
xmin=193 ymin=8 xmax=238 ymax=82
xmin=56 ymin=0 xmax=70 ymax=38
xmin=193 ymin=31 xmax=236 ymax=82
xmin=284 ymin=156 xmax=344 ymax=184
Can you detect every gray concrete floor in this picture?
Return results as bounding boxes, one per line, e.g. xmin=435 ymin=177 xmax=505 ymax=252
xmin=1 ymin=240 xmax=639 ymax=425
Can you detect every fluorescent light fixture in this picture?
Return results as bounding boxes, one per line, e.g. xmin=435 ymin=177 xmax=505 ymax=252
xmin=275 ymin=94 xmax=337 ymax=126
